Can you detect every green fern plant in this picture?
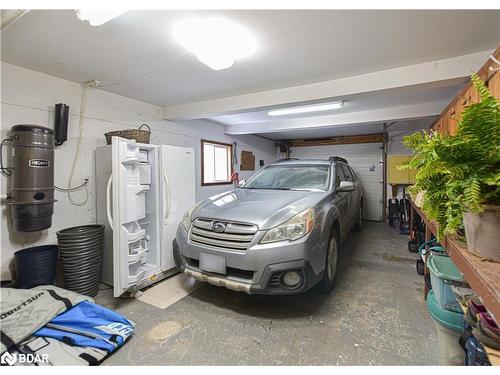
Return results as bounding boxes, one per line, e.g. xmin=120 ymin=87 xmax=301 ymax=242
xmin=400 ymin=74 xmax=500 ymax=240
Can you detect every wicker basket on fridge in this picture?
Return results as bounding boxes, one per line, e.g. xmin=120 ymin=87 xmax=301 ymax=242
xmin=104 ymin=124 xmax=151 ymax=145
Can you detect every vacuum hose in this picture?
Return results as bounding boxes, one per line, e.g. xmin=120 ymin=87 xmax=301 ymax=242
xmin=56 ymin=225 xmax=105 ymax=297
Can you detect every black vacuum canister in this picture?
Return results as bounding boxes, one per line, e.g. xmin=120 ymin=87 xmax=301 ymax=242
xmin=9 ymin=124 xmax=56 ymax=232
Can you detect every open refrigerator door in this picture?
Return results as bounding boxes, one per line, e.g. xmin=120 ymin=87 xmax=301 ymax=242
xmin=109 ymin=137 xmax=162 ymax=297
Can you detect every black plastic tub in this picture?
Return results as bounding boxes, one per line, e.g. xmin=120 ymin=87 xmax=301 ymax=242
xmin=14 ymin=245 xmax=58 ymax=288
xmin=56 ymin=225 xmax=104 ymax=297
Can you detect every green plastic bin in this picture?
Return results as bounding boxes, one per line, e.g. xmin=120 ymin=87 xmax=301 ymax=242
xmin=427 ymin=290 xmax=465 ymax=365
xmin=427 ymin=253 xmax=467 ymax=313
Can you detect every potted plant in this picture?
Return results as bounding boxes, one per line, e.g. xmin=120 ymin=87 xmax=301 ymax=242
xmin=401 ymin=74 xmax=500 ymax=261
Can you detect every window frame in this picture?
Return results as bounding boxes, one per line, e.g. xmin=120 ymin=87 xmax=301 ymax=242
xmin=201 ymin=139 xmax=233 ymax=186
xmin=341 ymin=164 xmax=354 ymax=182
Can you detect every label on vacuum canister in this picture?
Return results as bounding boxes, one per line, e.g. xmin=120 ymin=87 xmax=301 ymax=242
xmin=28 ymin=159 xmax=50 ymax=168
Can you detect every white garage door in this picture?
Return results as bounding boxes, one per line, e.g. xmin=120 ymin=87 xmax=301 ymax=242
xmin=290 ymin=143 xmax=383 ymax=221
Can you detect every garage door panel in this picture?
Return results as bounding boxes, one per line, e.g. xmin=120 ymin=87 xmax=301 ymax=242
xmin=290 ymin=143 xmax=382 ymax=221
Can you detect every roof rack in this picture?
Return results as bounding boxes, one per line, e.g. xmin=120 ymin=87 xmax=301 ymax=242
xmin=275 ymin=158 xmax=300 ymax=162
xmin=328 ymin=156 xmax=348 ymax=164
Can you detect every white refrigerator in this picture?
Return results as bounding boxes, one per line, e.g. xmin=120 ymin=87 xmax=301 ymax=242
xmin=95 ymin=136 xmax=195 ymax=297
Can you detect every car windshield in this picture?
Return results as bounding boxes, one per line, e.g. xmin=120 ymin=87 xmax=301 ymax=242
xmin=243 ymin=164 xmax=330 ymax=191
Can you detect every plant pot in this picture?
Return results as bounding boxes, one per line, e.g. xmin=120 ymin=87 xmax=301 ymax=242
xmin=414 ymin=190 xmax=425 ymax=208
xmin=463 ymin=205 xmax=500 ymax=262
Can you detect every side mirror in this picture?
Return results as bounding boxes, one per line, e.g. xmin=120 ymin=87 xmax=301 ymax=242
xmin=338 ymin=181 xmax=354 ymax=192
xmin=238 ymin=180 xmax=246 ymax=188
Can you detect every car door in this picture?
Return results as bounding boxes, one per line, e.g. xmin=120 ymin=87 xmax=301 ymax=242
xmin=341 ymin=164 xmax=356 ymax=227
xmin=334 ymin=164 xmax=350 ymax=238
xmin=347 ymin=165 xmax=362 ymax=216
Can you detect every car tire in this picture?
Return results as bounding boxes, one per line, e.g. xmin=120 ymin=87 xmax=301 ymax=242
xmin=353 ymin=201 xmax=363 ymax=231
xmin=319 ymin=227 xmax=340 ymax=292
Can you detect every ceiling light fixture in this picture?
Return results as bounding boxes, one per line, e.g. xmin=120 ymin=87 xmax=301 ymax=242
xmin=75 ymin=10 xmax=127 ymax=26
xmin=173 ymin=17 xmax=257 ymax=71
xmin=268 ymin=101 xmax=344 ymax=117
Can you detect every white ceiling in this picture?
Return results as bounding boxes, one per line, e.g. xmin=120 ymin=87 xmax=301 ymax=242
xmin=208 ymin=82 xmax=465 ymax=126
xmin=2 ymin=9 xmax=499 ymax=107
xmin=258 ymin=117 xmax=436 ymax=140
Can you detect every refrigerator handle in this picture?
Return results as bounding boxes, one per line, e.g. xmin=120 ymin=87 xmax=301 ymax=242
xmin=106 ymin=175 xmax=114 ymax=227
xmin=163 ymin=172 xmax=170 ymax=222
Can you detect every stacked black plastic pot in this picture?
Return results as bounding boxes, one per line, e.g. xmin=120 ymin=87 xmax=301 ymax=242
xmin=14 ymin=245 xmax=58 ymax=288
xmin=56 ymin=225 xmax=105 ymax=297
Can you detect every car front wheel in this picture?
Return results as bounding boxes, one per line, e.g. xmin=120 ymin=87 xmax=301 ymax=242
xmin=319 ymin=228 xmax=339 ymax=292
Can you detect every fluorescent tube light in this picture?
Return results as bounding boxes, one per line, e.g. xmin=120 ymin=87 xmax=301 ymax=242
xmin=75 ymin=10 xmax=127 ymax=26
xmin=173 ymin=17 xmax=257 ymax=70
xmin=268 ymin=101 xmax=344 ymax=117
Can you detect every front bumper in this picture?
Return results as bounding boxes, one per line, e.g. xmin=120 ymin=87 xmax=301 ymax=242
xmin=173 ymin=225 xmax=325 ymax=295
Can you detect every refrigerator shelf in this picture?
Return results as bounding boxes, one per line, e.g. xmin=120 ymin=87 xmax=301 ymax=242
xmin=128 ymin=248 xmax=146 ymax=264
xmin=124 ymin=223 xmax=146 ymax=242
xmin=128 ymin=267 xmax=146 ymax=285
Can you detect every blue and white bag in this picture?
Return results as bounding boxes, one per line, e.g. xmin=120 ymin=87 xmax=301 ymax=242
xmin=34 ymin=301 xmax=135 ymax=352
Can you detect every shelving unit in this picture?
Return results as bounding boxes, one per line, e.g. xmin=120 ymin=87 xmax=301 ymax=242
xmin=409 ymin=200 xmax=500 ymax=324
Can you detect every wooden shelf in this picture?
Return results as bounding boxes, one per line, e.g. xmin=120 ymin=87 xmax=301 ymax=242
xmin=410 ymin=200 xmax=500 ymax=323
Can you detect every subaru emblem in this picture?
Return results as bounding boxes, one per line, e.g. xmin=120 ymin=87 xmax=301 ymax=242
xmin=212 ymin=222 xmax=226 ymax=233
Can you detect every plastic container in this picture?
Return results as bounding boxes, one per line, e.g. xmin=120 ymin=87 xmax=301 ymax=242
xmin=427 ymin=290 xmax=465 ymax=365
xmin=428 ymin=253 xmax=467 ymax=313
xmin=56 ymin=225 xmax=104 ymax=297
xmin=14 ymin=245 xmax=58 ymax=288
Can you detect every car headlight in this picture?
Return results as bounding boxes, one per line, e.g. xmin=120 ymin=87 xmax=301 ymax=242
xmin=260 ymin=208 xmax=315 ymax=244
xmin=181 ymin=203 xmax=198 ymax=231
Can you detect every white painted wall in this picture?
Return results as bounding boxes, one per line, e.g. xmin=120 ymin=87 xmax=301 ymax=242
xmin=0 ymin=63 xmax=276 ymax=279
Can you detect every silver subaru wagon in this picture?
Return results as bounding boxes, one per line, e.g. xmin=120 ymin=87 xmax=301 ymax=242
xmin=173 ymin=157 xmax=363 ymax=295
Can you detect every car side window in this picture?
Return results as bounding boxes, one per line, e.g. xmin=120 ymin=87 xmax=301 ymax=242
xmin=335 ymin=165 xmax=347 ymax=188
xmin=348 ymin=166 xmax=356 ymax=179
xmin=342 ymin=165 xmax=354 ymax=182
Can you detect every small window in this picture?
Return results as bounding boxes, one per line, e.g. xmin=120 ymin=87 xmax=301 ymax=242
xmin=201 ymin=140 xmax=233 ymax=185
xmin=342 ymin=165 xmax=354 ymax=182
xmin=335 ymin=165 xmax=347 ymax=188
xmin=348 ymin=166 xmax=356 ymax=179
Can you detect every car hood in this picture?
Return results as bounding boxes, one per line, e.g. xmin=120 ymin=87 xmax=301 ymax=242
xmin=192 ymin=188 xmax=327 ymax=230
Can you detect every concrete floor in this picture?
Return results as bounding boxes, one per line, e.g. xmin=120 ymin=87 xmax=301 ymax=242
xmin=100 ymin=222 xmax=439 ymax=365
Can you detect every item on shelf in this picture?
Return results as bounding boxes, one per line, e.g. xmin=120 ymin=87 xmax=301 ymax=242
xmin=450 ymin=285 xmax=475 ymax=305
xmin=460 ymin=328 xmax=491 ymax=366
xmin=428 ymin=252 xmax=468 ymax=313
xmin=426 ymin=290 xmax=465 ymax=366
xmin=7 ymin=125 xmax=56 ymax=232
xmin=417 ymin=239 xmax=443 ymax=264
xmin=56 ymin=225 xmax=105 ymax=297
xmin=104 ymin=123 xmax=151 ymax=145
xmin=14 ymin=245 xmax=58 ymax=288
xmin=465 ymin=300 xmax=488 ymax=327
xmin=473 ymin=313 xmax=500 ymax=350
xmin=414 ymin=190 xmax=425 ymax=208
xmin=463 ymin=205 xmax=500 ymax=262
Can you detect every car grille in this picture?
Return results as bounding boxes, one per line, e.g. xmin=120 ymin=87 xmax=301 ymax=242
xmin=269 ymin=273 xmax=281 ymax=288
xmin=189 ymin=218 xmax=258 ymax=250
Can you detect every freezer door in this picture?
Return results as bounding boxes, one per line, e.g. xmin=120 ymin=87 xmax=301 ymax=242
xmin=111 ymin=137 xmax=159 ymax=297
xmin=160 ymin=145 xmax=196 ymax=271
